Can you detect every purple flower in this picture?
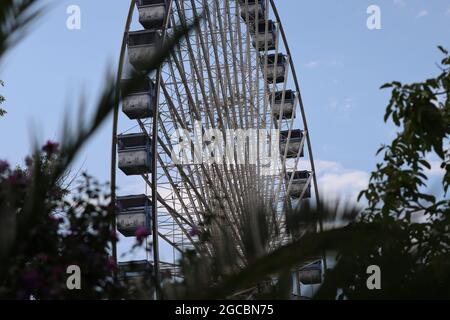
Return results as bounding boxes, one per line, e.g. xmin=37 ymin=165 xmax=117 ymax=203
xmin=107 ymin=258 xmax=117 ymax=271
xmin=135 ymin=227 xmax=150 ymax=243
xmin=22 ymin=270 xmax=40 ymax=290
xmin=49 ymin=214 xmax=64 ymax=225
xmin=0 ymin=160 xmax=9 ymax=173
xmin=42 ymin=140 xmax=59 ymax=156
xmin=25 ymin=156 xmax=33 ymax=168
xmin=189 ymin=226 xmax=201 ymax=237
xmin=8 ymin=170 xmax=28 ymax=186
xmin=35 ymin=253 xmax=49 ymax=263
xmin=52 ymin=266 xmax=64 ymax=279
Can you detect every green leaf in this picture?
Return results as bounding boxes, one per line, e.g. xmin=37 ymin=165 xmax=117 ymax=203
xmin=437 ymin=45 xmax=449 ymax=55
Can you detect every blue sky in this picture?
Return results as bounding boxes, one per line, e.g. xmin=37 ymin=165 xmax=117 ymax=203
xmin=1 ymin=0 xmax=449 ymax=202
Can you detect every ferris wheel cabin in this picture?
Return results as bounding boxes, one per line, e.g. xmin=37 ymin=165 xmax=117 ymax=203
xmin=251 ymin=20 xmax=277 ymax=51
xmin=239 ymin=0 xmax=265 ymax=21
xmin=271 ymin=90 xmax=295 ymax=119
xmin=117 ymin=133 xmax=152 ymax=176
xmin=121 ymin=78 xmax=156 ymax=120
xmin=118 ymin=260 xmax=154 ymax=295
xmin=119 ymin=260 xmax=153 ymax=279
xmin=127 ymin=30 xmax=161 ymax=71
xmin=136 ymin=0 xmax=168 ymax=29
xmin=116 ymin=194 xmax=152 ymax=237
xmin=298 ymin=261 xmax=322 ymax=285
xmin=280 ymin=129 xmax=304 ymax=158
xmin=262 ymin=53 xmax=288 ymax=83
xmin=286 ymin=170 xmax=311 ymax=199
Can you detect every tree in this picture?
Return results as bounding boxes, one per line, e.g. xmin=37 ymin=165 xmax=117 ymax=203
xmin=316 ymin=47 xmax=450 ymax=299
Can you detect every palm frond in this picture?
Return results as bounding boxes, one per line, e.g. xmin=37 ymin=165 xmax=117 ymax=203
xmin=0 ymin=0 xmax=47 ymax=61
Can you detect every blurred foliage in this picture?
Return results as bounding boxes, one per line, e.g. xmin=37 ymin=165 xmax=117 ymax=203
xmin=0 ymin=146 xmax=127 ymax=299
xmin=0 ymin=0 xmax=198 ymax=300
xmin=162 ymin=197 xmax=363 ymax=300
xmin=0 ymin=0 xmax=46 ymax=59
xmin=0 ymin=80 xmax=5 ymax=116
xmin=317 ymin=47 xmax=450 ymax=299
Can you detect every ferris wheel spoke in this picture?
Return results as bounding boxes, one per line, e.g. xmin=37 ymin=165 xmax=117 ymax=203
xmin=202 ymin=0 xmax=253 ymax=215
xmin=157 ymin=114 xmax=208 ymax=224
xmin=158 ymin=231 xmax=184 ymax=253
xmin=230 ymin=0 xmax=256 ymax=197
xmin=163 ymin=42 xmax=223 ymax=219
xmin=157 ymin=108 xmax=245 ymax=251
xmin=140 ymin=173 xmax=205 ymax=254
xmin=224 ymin=0 xmax=255 ymax=201
xmin=174 ymin=0 xmax=250 ymax=225
xmin=212 ymin=0 xmax=255 ymax=211
xmin=236 ymin=0 xmax=259 ymax=196
xmin=136 ymin=119 xmax=198 ymax=228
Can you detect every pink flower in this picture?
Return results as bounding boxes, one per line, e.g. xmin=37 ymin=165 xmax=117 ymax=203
xmin=110 ymin=230 xmax=119 ymax=242
xmin=42 ymin=140 xmax=59 ymax=156
xmin=0 ymin=160 xmax=9 ymax=173
xmin=107 ymin=258 xmax=117 ymax=271
xmin=135 ymin=226 xmax=150 ymax=243
xmin=8 ymin=170 xmax=27 ymax=186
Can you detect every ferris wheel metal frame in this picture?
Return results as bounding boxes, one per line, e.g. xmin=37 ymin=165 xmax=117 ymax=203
xmin=110 ymin=0 xmax=323 ymax=292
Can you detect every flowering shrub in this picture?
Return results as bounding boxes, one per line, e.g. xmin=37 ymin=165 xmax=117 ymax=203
xmin=0 ymin=144 xmax=131 ymax=299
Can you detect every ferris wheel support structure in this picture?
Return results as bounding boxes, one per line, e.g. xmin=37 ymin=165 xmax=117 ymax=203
xmin=111 ymin=0 xmax=325 ymax=295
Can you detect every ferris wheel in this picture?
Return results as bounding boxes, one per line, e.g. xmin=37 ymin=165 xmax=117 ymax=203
xmin=111 ymin=0 xmax=322 ymax=293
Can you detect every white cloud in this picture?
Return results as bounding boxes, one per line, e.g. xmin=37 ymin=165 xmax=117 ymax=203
xmin=416 ymin=10 xmax=429 ymax=18
xmin=304 ymin=60 xmax=321 ymax=69
xmin=304 ymin=59 xmax=344 ymax=69
xmin=297 ymin=159 xmax=370 ymax=204
xmin=316 ymin=161 xmax=369 ymax=203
